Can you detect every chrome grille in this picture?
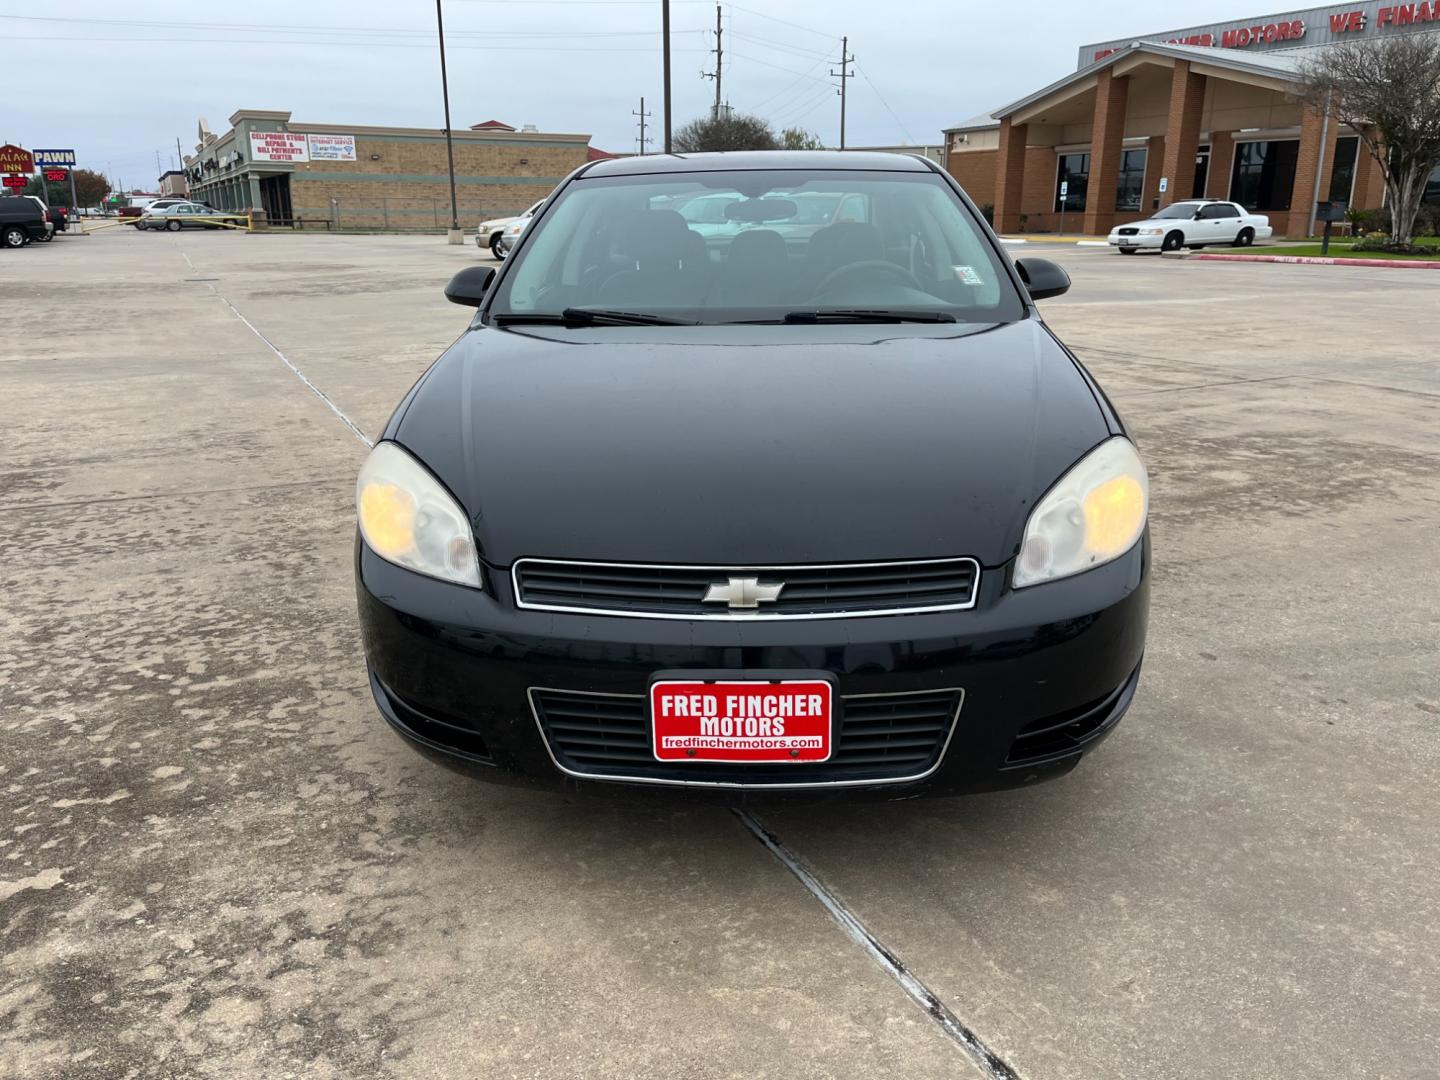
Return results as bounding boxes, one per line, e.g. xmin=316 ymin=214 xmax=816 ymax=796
xmin=512 ymin=558 xmax=980 ymax=619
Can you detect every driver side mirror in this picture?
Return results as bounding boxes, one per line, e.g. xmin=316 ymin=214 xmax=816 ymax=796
xmin=445 ymin=265 xmax=496 ymax=307
xmin=1014 ymin=257 xmax=1070 ymax=301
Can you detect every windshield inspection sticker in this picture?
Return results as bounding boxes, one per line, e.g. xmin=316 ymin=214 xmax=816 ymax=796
xmin=953 ymin=265 xmax=984 ymax=286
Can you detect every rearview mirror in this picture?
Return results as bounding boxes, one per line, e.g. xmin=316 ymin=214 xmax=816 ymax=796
xmin=445 ymin=266 xmax=496 ymax=307
xmin=725 ymin=198 xmax=798 ymax=222
xmin=1014 ymin=257 xmax=1070 ymax=301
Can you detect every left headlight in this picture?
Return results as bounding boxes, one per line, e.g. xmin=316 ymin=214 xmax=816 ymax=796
xmin=356 ymin=441 xmax=481 ymax=589
xmin=1013 ymin=437 xmax=1148 ymax=589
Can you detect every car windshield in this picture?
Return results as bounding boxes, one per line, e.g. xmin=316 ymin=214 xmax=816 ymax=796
xmin=1154 ymin=202 xmax=1204 ymax=219
xmin=488 ymin=168 xmax=1023 ymax=324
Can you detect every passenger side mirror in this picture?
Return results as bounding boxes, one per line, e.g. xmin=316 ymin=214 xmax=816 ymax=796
xmin=445 ymin=266 xmax=496 ymax=307
xmin=1193 ymin=209 xmax=1205 ymax=220
xmin=1014 ymin=257 xmax=1070 ymax=301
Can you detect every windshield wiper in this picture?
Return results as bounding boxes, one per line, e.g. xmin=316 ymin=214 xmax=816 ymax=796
xmin=780 ymin=309 xmax=957 ymax=324
xmin=492 ymin=308 xmax=693 ymax=327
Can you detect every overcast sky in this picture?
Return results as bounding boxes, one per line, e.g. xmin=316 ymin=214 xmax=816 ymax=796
xmin=7 ymin=0 xmax=1289 ymax=188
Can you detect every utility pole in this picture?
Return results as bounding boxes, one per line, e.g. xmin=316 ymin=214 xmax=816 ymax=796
xmin=831 ymin=36 xmax=855 ymax=151
xmin=175 ymin=137 xmax=184 ymax=170
xmin=702 ymin=3 xmax=723 ymax=119
xmin=662 ymin=0 xmax=673 ymax=152
xmin=435 ymin=0 xmax=463 ymax=244
xmin=633 ymin=97 xmax=652 ymax=155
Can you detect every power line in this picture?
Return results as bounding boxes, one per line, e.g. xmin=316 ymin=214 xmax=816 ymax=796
xmin=724 ymin=2 xmax=834 ymax=41
xmin=0 ymin=13 xmax=697 ymax=37
xmin=5 ymin=34 xmax=706 ymax=52
xmin=725 ymin=49 xmax=832 ymax=82
xmin=726 ymin=28 xmax=833 ymax=61
xmin=855 ymin=65 xmax=916 ymax=144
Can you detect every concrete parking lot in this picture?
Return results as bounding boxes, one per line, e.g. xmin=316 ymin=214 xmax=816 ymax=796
xmin=2 ymin=228 xmax=1437 ymax=1079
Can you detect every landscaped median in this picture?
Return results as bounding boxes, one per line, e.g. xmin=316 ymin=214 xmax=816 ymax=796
xmin=1190 ymin=251 xmax=1440 ymax=269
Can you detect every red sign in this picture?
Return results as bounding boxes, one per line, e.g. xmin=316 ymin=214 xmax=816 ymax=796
xmin=44 ymin=168 xmax=68 ymax=182
xmin=650 ymin=679 xmax=833 ymax=763
xmin=0 ymin=144 xmax=34 ymax=173
xmin=2 ymin=176 xmax=28 ymax=189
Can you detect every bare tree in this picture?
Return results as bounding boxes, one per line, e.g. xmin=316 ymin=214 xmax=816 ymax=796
xmin=1295 ymin=35 xmax=1440 ymax=249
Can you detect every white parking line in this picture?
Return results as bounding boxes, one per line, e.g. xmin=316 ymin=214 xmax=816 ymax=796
xmin=735 ymin=810 xmax=1022 ymax=1080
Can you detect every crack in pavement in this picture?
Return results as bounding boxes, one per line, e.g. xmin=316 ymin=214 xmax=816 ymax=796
xmin=736 ymin=810 xmax=1023 ymax=1080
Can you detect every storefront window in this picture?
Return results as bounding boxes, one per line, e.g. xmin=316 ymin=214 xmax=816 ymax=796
xmin=1055 ymin=153 xmax=1089 ymax=213
xmin=1424 ymin=164 xmax=1440 ymax=204
xmin=1328 ymin=136 xmax=1359 ymax=204
xmin=1230 ymin=140 xmax=1299 ymax=212
xmin=1114 ymin=149 xmax=1147 ymax=212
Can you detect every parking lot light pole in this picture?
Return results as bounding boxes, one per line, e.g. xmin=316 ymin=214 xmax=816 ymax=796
xmin=662 ymin=0 xmax=673 ymax=153
xmin=436 ymin=0 xmax=463 ymax=244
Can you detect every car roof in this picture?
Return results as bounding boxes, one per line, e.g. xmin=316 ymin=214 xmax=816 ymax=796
xmin=581 ymin=150 xmax=935 ymax=177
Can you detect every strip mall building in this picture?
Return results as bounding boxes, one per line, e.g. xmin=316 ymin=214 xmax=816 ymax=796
xmin=946 ymin=3 xmax=1440 ymax=236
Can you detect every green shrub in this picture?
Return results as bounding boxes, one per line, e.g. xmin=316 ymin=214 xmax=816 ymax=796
xmin=1352 ymin=231 xmax=1391 ymax=251
xmin=1345 ymin=207 xmax=1389 ymax=235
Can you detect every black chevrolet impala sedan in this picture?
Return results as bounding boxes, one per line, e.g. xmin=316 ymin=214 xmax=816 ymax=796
xmin=355 ymin=151 xmax=1149 ymax=798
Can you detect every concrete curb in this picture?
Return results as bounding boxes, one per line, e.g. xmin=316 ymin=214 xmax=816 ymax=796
xmin=1191 ymin=252 xmax=1440 ymax=269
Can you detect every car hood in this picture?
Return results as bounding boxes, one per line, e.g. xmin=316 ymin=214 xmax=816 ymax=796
xmin=392 ymin=320 xmax=1112 ymax=569
xmin=1112 ymin=217 xmax=1179 ymax=230
xmin=479 ymin=216 xmax=516 ymax=231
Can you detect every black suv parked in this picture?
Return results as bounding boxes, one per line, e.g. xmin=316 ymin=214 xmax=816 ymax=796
xmin=1 ymin=197 xmax=51 ymax=248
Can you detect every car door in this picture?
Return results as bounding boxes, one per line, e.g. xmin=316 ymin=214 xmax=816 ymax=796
xmin=1204 ymin=202 xmax=1242 ymax=242
xmin=174 ymin=205 xmax=195 ymax=228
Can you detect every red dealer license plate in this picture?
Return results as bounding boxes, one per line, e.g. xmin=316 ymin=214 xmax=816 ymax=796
xmin=651 ymin=679 xmax=833 ymax=763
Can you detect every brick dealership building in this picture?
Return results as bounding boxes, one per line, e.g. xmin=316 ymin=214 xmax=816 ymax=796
xmin=185 ymin=111 xmax=593 ymax=228
xmin=946 ymin=2 xmax=1440 ymax=236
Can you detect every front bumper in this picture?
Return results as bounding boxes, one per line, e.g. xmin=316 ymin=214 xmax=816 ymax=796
xmin=356 ymin=536 xmax=1149 ymax=800
xmin=1109 ymin=233 xmax=1163 ymax=249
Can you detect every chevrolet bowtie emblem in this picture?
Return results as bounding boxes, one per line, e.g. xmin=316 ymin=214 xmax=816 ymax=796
xmin=702 ymin=576 xmax=785 ymax=610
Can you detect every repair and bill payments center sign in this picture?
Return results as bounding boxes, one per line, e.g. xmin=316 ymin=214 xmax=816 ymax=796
xmin=248 ymin=132 xmax=358 ymax=163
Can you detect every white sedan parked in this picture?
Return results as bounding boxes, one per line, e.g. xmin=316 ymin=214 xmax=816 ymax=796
xmin=1108 ymin=200 xmax=1272 ymax=253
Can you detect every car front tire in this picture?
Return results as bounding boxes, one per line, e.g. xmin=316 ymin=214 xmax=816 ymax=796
xmin=167 ymin=219 xmax=182 ymax=232
xmin=1234 ymin=227 xmax=1255 ymax=247
xmin=490 ymin=233 xmax=506 ymax=259
xmin=1162 ymin=231 xmax=1185 ymax=252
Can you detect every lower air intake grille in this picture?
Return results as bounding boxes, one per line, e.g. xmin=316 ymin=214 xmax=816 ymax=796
xmin=530 ymin=687 xmax=962 ymax=786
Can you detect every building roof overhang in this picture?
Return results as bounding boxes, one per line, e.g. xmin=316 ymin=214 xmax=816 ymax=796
xmin=945 ymin=40 xmax=1304 ymax=133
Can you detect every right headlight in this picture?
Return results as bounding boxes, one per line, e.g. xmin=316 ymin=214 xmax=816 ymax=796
xmin=1013 ymin=437 xmax=1148 ymax=588
xmin=356 ymin=441 xmax=481 ymax=589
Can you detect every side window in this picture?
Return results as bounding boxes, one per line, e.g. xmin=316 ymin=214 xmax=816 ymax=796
xmin=835 ymin=193 xmax=870 ymax=223
xmin=177 ymin=206 xmax=193 ymax=215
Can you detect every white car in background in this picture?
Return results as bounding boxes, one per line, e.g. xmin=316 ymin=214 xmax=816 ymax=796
xmin=1109 ymin=200 xmax=1272 ymax=253
xmin=476 ymin=200 xmax=543 ymax=259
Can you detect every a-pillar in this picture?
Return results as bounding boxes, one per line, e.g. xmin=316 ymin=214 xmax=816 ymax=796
xmin=1160 ymin=60 xmax=1206 ymax=206
xmin=1083 ymin=68 xmax=1129 ymax=235
xmin=1288 ymin=106 xmax=1330 ymax=238
xmin=994 ymin=118 xmax=1028 ymax=234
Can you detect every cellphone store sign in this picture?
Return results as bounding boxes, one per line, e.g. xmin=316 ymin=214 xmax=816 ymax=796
xmin=247 ymin=132 xmax=358 ymax=163
xmin=249 ymin=131 xmax=311 ymax=162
